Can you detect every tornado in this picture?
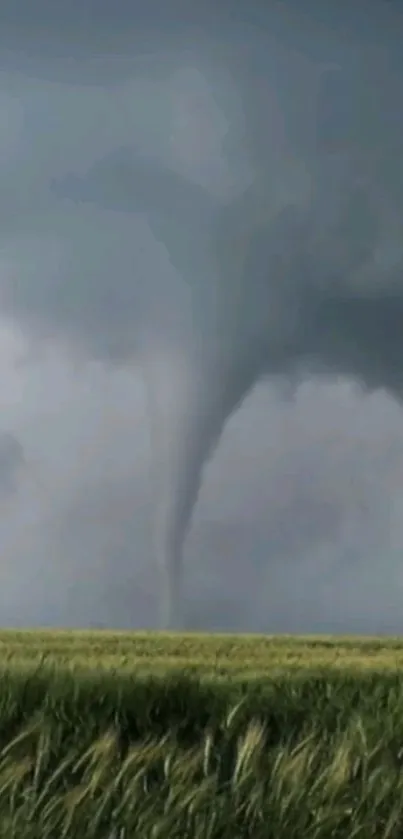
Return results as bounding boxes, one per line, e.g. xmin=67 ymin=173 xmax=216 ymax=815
xmin=136 ymin=175 xmax=311 ymax=628
xmin=141 ymin=347 xmax=239 ymax=629
xmin=141 ymin=321 xmax=275 ymax=629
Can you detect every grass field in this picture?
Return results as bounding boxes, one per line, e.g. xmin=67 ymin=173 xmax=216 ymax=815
xmin=0 ymin=630 xmax=403 ymax=837
xmin=1 ymin=629 xmax=403 ymax=676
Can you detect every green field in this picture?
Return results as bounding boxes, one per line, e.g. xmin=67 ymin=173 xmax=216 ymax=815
xmin=0 ymin=630 xmax=403 ymax=838
xmin=1 ymin=629 xmax=403 ymax=676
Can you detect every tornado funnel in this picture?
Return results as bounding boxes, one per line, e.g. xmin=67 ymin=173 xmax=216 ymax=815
xmin=142 ymin=340 xmax=258 ymax=629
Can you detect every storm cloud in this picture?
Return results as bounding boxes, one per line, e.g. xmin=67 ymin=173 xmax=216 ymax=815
xmin=0 ymin=0 xmax=403 ymax=629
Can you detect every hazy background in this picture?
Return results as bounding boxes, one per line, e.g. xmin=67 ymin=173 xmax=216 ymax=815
xmin=1 ymin=0 xmax=403 ymax=632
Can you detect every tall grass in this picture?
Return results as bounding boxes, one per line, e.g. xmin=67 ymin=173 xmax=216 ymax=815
xmin=0 ymin=664 xmax=403 ymax=836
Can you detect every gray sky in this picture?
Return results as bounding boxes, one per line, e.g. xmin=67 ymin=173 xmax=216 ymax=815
xmin=1 ymin=0 xmax=403 ymax=632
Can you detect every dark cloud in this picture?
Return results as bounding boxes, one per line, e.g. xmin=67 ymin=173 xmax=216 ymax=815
xmin=41 ymin=44 xmax=403 ymax=625
xmin=1 ymin=1 xmax=403 ymax=628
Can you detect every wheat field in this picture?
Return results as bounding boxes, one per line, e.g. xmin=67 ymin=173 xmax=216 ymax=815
xmin=0 ymin=631 xmax=402 ymax=837
xmin=0 ymin=629 xmax=402 ymax=676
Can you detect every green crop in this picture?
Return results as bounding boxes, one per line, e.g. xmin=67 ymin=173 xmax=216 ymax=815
xmin=0 ymin=630 xmax=402 ymax=837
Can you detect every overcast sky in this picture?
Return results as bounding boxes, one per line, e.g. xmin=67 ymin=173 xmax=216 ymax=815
xmin=1 ymin=0 xmax=403 ymax=632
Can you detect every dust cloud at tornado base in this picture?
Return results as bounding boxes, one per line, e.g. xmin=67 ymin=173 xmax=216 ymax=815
xmin=1 ymin=0 xmax=403 ymax=629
